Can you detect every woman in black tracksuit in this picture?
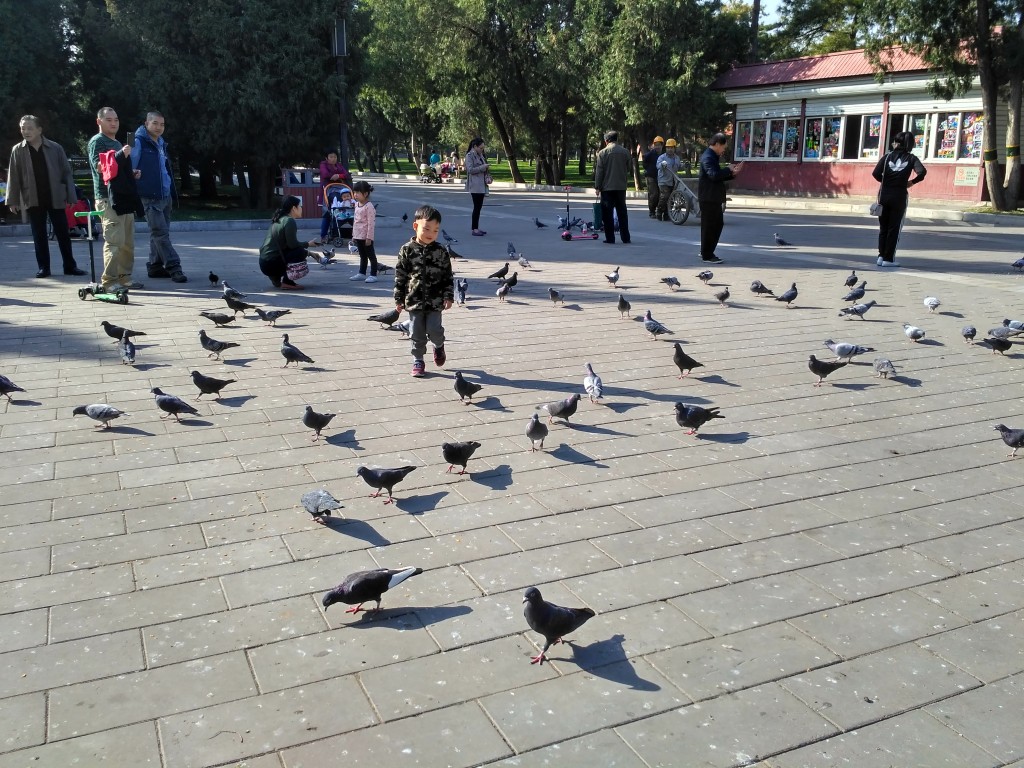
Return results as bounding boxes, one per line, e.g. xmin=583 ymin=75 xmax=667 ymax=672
xmin=872 ymin=130 xmax=926 ymax=267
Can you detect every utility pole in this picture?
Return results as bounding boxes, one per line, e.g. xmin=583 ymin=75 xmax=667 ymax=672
xmin=332 ymin=18 xmax=350 ymax=167
xmin=749 ymin=0 xmax=761 ymax=62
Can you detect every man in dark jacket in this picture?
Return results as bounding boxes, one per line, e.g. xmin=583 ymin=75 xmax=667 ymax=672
xmin=697 ymin=133 xmax=743 ymax=264
xmin=639 ymin=136 xmax=664 ymax=218
xmin=132 ymin=112 xmax=186 ymax=282
xmin=6 ymin=115 xmax=86 ymax=278
xmin=594 ymin=131 xmax=631 ymax=244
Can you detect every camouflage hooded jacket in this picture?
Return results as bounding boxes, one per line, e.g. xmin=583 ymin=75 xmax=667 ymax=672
xmin=393 ymin=238 xmax=455 ymax=311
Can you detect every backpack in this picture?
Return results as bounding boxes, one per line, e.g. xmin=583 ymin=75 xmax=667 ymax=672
xmin=99 ymin=150 xmax=119 ymax=185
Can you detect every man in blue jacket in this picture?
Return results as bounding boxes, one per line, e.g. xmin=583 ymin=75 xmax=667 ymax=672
xmin=132 ymin=111 xmax=187 ymax=282
xmin=697 ymin=133 xmax=743 ymax=264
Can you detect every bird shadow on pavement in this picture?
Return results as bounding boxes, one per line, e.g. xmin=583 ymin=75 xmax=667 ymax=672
xmin=173 ymin=418 xmax=214 ymax=427
xmin=130 ymin=363 xmax=171 ymax=372
xmin=6 ymin=398 xmax=43 ymax=406
xmin=699 ymin=430 xmax=752 ymax=443
xmin=0 ymin=298 xmax=54 ymax=308
xmin=913 ymin=339 xmax=943 ymax=347
xmin=890 ymin=375 xmax=923 ymax=387
xmin=566 ymin=635 xmax=661 ymax=691
xmin=560 ymin=304 xmax=584 ymax=311
xmin=939 ymin=311 xmax=965 ymax=318
xmin=567 ymin=422 xmax=629 ymax=437
xmin=300 ymin=366 xmax=336 ymax=373
xmin=222 ymin=357 xmax=259 ymax=367
xmin=322 ymin=517 xmax=390 ymax=546
xmin=550 ymin=443 xmax=608 ymax=467
xmin=394 ymin=490 xmax=449 ymax=515
xmin=472 ymin=465 xmax=513 ymax=491
xmin=602 ymin=401 xmax=647 ymax=414
xmin=696 ymin=374 xmax=741 ymax=388
xmin=830 ymin=382 xmax=876 ymax=391
xmin=105 ymin=425 xmax=156 ymax=436
xmin=215 ymin=395 xmax=256 ymax=408
xmin=326 ymin=429 xmax=361 ymax=449
xmin=343 ymin=604 xmax=473 ymax=629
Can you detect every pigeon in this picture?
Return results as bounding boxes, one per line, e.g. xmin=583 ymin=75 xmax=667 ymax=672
xmin=989 ymin=325 xmax=1024 ymax=340
xmin=221 ymin=280 xmax=246 ymax=300
xmin=72 ymin=404 xmax=126 ymax=428
xmin=198 ymin=329 xmax=240 ymax=360
xmin=302 ymin=405 xmax=335 ymax=441
xmin=323 ymin=567 xmax=423 ymax=613
xmin=539 ymin=393 xmax=581 ymax=424
xmin=1004 ymin=319 xmax=1024 ymax=331
xmin=442 ymin=441 xmax=481 ymax=475
xmin=548 ymin=288 xmax=565 ymax=305
xmin=151 ymin=387 xmax=199 ymax=421
xmin=312 ymin=248 xmax=336 ymax=268
xmin=441 ymin=228 xmax=457 ymax=244
xmin=605 ymin=266 xmax=620 ymax=286
xmin=526 ymin=413 xmax=548 ymax=452
xmin=1013 ymin=258 xmax=1024 ymax=272
xmin=838 ymin=299 xmax=877 ymax=320
xmin=534 ymin=217 xmax=548 ymax=228
xmin=674 ymin=402 xmax=724 ymax=435
xmin=643 ymin=310 xmax=671 ymax=340
xmin=697 ymin=270 xmax=713 ymax=284
xmin=199 ymin=311 xmax=236 ymax=327
xmin=487 ymin=263 xmax=509 ymax=281
xmin=773 ymin=232 xmax=792 ymax=246
xmin=496 ymin=282 xmax=510 ymax=301
xmin=713 ymin=286 xmax=731 ymax=307
xmin=348 ymin=241 xmax=359 ymax=254
xmin=254 ymin=308 xmax=292 ymax=327
xmin=994 ymin=424 xmax=1024 ymax=457
xmin=844 ymin=270 xmax=858 ymax=288
xmin=808 ymin=355 xmax=847 ymax=386
xmin=661 ymin=276 xmax=681 ymax=290
xmin=224 ymin=295 xmax=257 ymax=316
xmin=101 ymin=320 xmax=145 ymax=343
xmin=0 ymin=374 xmax=25 ymax=402
xmin=281 ymin=334 xmax=315 ymax=367
xmin=395 ymin=319 xmax=412 ymax=337
xmin=208 ymin=271 xmax=219 ymax=287
xmin=775 ymin=282 xmax=798 ymax=308
xmin=923 ymin=296 xmax=941 ymax=312
xmin=523 ymin=586 xmax=595 ymax=665
xmin=903 ymin=324 xmax=926 ymax=342
xmin=402 ymin=213 xmax=409 ymax=222
xmin=617 ymin=294 xmax=631 ymax=319
xmin=824 ymin=339 xmax=875 ymax=362
xmin=583 ymin=363 xmax=603 ymax=403
xmin=368 ymin=308 xmax=401 ymax=329
xmin=872 ymin=357 xmax=897 ymax=379
xmin=301 ymin=489 xmax=343 ymax=524
xmin=191 ymin=370 xmax=235 ymax=400
xmin=454 ymin=371 xmax=482 ymax=403
xmin=673 ymin=342 xmax=704 ymax=378
xmin=356 ymin=465 xmax=417 ymax=504
xmin=507 ymin=241 xmax=517 ymax=257
xmin=962 ymin=325 xmax=977 ymax=343
xmin=750 ymin=280 xmax=774 ymax=297
xmin=518 ymin=253 xmax=532 ymax=269
xmin=500 ymin=272 xmax=518 ymax=290
xmin=455 ymin=278 xmax=468 ymax=306
xmin=120 ymin=331 xmax=136 ymax=365
xmin=843 ymin=281 xmax=867 ymax=302
xmin=982 ymin=336 xmax=1013 ymax=354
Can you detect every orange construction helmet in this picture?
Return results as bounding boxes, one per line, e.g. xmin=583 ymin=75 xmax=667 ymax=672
xmin=665 ymin=138 xmax=678 ymax=148
xmin=652 ymin=136 xmax=665 ymax=144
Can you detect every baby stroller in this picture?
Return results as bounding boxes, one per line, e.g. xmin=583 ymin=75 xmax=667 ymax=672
xmin=438 ymin=162 xmax=457 ymax=182
xmin=419 ymin=163 xmax=442 ymax=184
xmin=321 ymin=182 xmax=354 ymax=245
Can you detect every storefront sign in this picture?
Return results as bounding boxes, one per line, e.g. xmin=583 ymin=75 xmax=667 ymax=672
xmin=953 ymin=166 xmax=981 ymax=186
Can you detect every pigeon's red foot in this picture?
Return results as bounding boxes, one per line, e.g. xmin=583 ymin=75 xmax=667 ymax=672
xmin=529 ymin=653 xmax=546 ymax=665
xmin=344 ymin=604 xmax=364 ymax=614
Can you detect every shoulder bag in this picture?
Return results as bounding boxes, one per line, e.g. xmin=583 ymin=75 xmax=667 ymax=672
xmin=869 ymin=152 xmax=887 ymax=216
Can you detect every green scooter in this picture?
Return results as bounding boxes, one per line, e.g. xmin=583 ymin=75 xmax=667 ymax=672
xmin=74 ymin=205 xmax=129 ymax=304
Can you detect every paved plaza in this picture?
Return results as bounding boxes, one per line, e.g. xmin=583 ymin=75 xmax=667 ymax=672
xmin=1 ymin=179 xmax=1023 ymax=767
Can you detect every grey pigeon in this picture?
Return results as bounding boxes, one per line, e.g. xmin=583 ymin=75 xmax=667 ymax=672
xmin=713 ymin=286 xmax=731 ymax=307
xmin=526 ymin=413 xmax=548 ymax=452
xmin=200 ymin=311 xmax=236 ymax=327
xmin=988 ymin=326 xmax=1023 ymax=341
xmin=617 ymin=294 xmax=631 ymax=319
xmin=191 ymin=370 xmax=235 ymax=400
xmin=198 ymin=329 xmax=240 ymax=360
xmin=454 ymin=371 xmax=482 ymax=403
xmin=208 ymin=271 xmax=219 ymax=286
xmin=872 ymin=357 xmax=897 ymax=379
xmin=301 ymin=489 xmax=343 ymax=524
xmin=281 ymin=334 xmax=315 ymax=367
xmin=824 ymin=339 xmax=875 ymax=362
xmin=1005 ymin=319 xmax=1024 ymax=331
xmin=696 ymin=270 xmax=713 ymax=284
xmin=442 ymin=441 xmax=481 ymax=475
xmin=302 ymin=405 xmax=335 ymax=441
xmin=441 ymin=228 xmax=457 ymax=244
xmin=496 ymin=282 xmax=510 ymax=301
xmin=151 ymin=387 xmax=199 ymax=422
xmin=903 ymin=324 xmax=926 ymax=342
xmin=368 ymin=308 xmax=401 ymax=329
xmin=518 ymin=253 xmax=532 ymax=269
xmin=548 ymin=288 xmax=565 ymax=305
xmin=775 ymin=282 xmax=798 ymax=307
xmin=312 ymin=248 xmax=336 ymax=269
xmin=323 ymin=567 xmax=423 ymax=613
xmin=455 ymin=278 xmax=468 ymax=306
xmin=605 ymin=266 xmax=619 ymax=286
xmin=120 ymin=331 xmax=136 ymax=365
xmin=523 ymin=586 xmax=595 ymax=665
xmin=500 ymin=272 xmax=518 ymax=290
xmin=507 ymin=241 xmax=516 ymax=256
xmin=1013 ymin=258 xmax=1024 ymax=272
xmin=101 ymin=320 xmax=145 ymax=343
xmin=773 ymin=232 xmax=792 ymax=246
xmin=72 ymin=404 xmax=126 ymax=428
xmin=395 ymin=320 xmax=412 ymax=337
xmin=994 ymin=424 xmax=1024 ymax=457
xmin=539 ymin=393 xmax=581 ymax=424
xmin=254 ymin=308 xmax=292 ymax=327
xmin=982 ymin=336 xmax=1013 ymax=354
xmin=221 ymin=280 xmax=247 ymax=300
xmin=643 ymin=310 xmax=671 ymax=340
xmin=534 ymin=217 xmax=547 ymax=228
xmin=750 ymin=280 xmax=774 ymax=297
xmin=923 ymin=296 xmax=941 ymax=312
xmin=674 ymin=402 xmax=723 ymax=435
xmin=962 ymin=325 xmax=977 ymax=343
xmin=0 ymin=374 xmax=25 ymax=402
xmin=487 ymin=263 xmax=509 ymax=281
xmin=808 ymin=355 xmax=847 ymax=386
xmin=661 ymin=276 xmax=681 ymax=290
xmin=356 ymin=465 xmax=417 ymax=504
xmin=583 ymin=363 xmax=603 ymax=403
xmin=673 ymin=342 xmax=703 ymax=378
xmin=843 ymin=281 xmax=867 ymax=302
xmin=844 ymin=270 xmax=858 ymax=288
xmin=224 ymin=295 xmax=257 ymax=316
xmin=838 ymin=299 xmax=877 ymax=320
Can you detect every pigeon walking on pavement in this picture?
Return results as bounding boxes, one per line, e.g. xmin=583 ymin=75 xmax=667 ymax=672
xmin=496 ymin=282 xmax=510 ymax=302
xmin=1004 ymin=319 xmax=1024 ymax=331
xmin=750 ymin=280 xmax=774 ymax=297
xmin=697 ymin=270 xmax=713 ymax=284
xmin=903 ymin=324 xmax=926 ymax=342
xmin=661 ymin=276 xmax=681 ymax=290
xmin=518 ymin=253 xmax=532 ymax=269
xmin=989 ymin=325 xmax=1024 ymax=341
xmin=808 ymin=355 xmax=847 ymax=386
xmin=872 ymin=358 xmax=898 ymax=379
xmin=526 ymin=413 xmax=549 ymax=452
xmin=200 ymin=311 xmax=236 ymax=327
xmin=713 ymin=286 xmax=731 ymax=307
xmin=441 ymin=229 xmax=458 ymax=245
xmin=208 ymin=271 xmax=219 ymax=287
xmin=994 ymin=424 xmax=1024 ymax=457
xmin=673 ymin=342 xmax=704 ymax=378
xmin=487 ymin=263 xmax=510 ymax=281
xmin=255 ymin=308 xmax=292 ymax=327
xmin=500 ymin=272 xmax=518 ymax=290
xmin=367 ymin=308 xmax=401 ymax=329
xmin=455 ymin=278 xmax=468 ymax=306
xmin=198 ymin=329 xmax=240 ymax=360
xmin=72 ymin=404 xmax=127 ymax=428
xmin=824 ymin=339 xmax=875 ymax=362
xmin=583 ymin=363 xmax=603 ymax=403
xmin=548 ymin=288 xmax=565 ymax=305
xmin=221 ymin=280 xmax=247 ymax=300
xmin=356 ymin=465 xmax=417 ymax=504
xmin=539 ymin=393 xmax=581 ymax=425
xmin=534 ymin=217 xmax=548 ymax=228
xmin=773 ymin=232 xmax=792 ymax=246
xmin=775 ymin=282 xmax=798 ymax=308
xmin=674 ymin=403 xmax=724 ymax=435
xmin=523 ymin=586 xmax=595 ymax=665
xmin=844 ymin=270 xmax=858 ymax=288
xmin=151 ymin=387 xmax=199 ymax=422
xmin=442 ymin=441 xmax=481 ymax=475
xmin=454 ymin=371 xmax=483 ymax=403
xmin=982 ymin=336 xmax=1013 ymax=354
xmin=923 ymin=296 xmax=941 ymax=312
xmin=617 ymin=294 xmax=631 ymax=319
xmin=605 ymin=266 xmax=620 ymax=287
xmin=962 ymin=325 xmax=977 ymax=343
xmin=301 ymin=489 xmax=344 ymax=524
xmin=225 ymin=295 xmax=257 ymax=316
xmin=843 ymin=281 xmax=867 ymax=302
xmin=0 ymin=374 xmax=25 ymax=402
xmin=323 ymin=567 xmax=424 ymax=614
xmin=281 ymin=334 xmax=315 ymax=367
xmin=302 ymin=405 xmax=336 ymax=441
xmin=191 ymin=370 xmax=235 ymax=400
xmin=120 ymin=331 xmax=136 ymax=365
xmin=643 ymin=310 xmax=671 ymax=340
xmin=838 ymin=300 xmax=877 ymax=320
xmin=101 ymin=320 xmax=145 ymax=343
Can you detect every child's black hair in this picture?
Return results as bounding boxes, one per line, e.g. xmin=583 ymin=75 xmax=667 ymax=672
xmin=351 ymin=180 xmax=374 ymax=194
xmin=413 ymin=205 xmax=442 ymax=223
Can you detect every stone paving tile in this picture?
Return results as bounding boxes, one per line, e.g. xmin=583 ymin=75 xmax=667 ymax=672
xmin=462 ymin=540 xmax=620 ymax=595
xmin=480 ymin=728 xmax=649 ymax=768
xmin=48 ymin=650 xmax=257 ymax=740
xmin=0 ymin=546 xmax=49 ymax=582
xmin=919 ymin=609 xmax=1024 ymax=683
xmin=566 ymin=555 xmax=726 ymax=613
xmin=925 ymin=672 xmax=1024 ymax=764
xmin=0 ymin=563 xmax=134 ymax=614
xmin=768 ymin=709 xmax=1001 ymax=768
xmin=220 ymin=550 xmax=379 ymax=608
xmin=0 ymin=721 xmax=162 ymax=768
xmin=0 ymin=510 xmax=124 ymax=553
xmin=781 ymin=642 xmax=982 ymax=731
xmin=0 ymin=692 xmax=45 ymax=753
xmin=591 ymin=517 xmax=739 ymax=565
xmin=799 ymin=511 xmax=947 ymax=557
xmin=280 ymin=701 xmax=511 ymax=768
xmin=0 ymin=608 xmax=47 ymax=655
xmin=616 ymin=683 xmax=838 ymax=768
xmin=692 ymin=532 xmax=845 ymax=583
xmin=0 ymin=499 xmax=52 ymax=529
xmin=908 ymin=521 xmax=1024 ymax=574
xmin=911 ymin=561 xmax=1024 ymax=622
xmin=2 ymin=471 xmax=121 ymax=506
xmin=526 ymin=476 xmax=662 ymax=516
xmin=904 ymin=493 xmax=1024 ymax=534
xmin=798 ymin=548 xmax=957 ymax=603
xmin=133 ymin=535 xmax=294 ymax=589
xmin=498 ymin=506 xmax=639 ymax=551
xmin=51 ymin=480 xmax=191 ymax=520
xmin=159 ymin=676 xmax=377 ymax=768
xmin=703 ymin=500 xmax=845 ymax=542
xmin=51 ymin=524 xmax=208 ymax=572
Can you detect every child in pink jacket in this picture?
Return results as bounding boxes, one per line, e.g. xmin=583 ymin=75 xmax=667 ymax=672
xmin=349 ymin=180 xmax=378 ymax=282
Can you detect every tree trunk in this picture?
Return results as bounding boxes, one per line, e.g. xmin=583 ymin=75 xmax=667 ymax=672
xmin=247 ymin=164 xmax=276 ymax=210
xmin=630 ymin=132 xmax=643 ymax=191
xmin=578 ymin=140 xmax=587 ymax=176
xmin=237 ymin=165 xmax=250 ymax=203
xmin=178 ymin=152 xmax=192 ymax=193
xmin=977 ymin=0 xmax=1007 ymax=209
xmin=1004 ymin=14 xmax=1023 ymax=209
xmin=487 ymin=96 xmax=525 ymax=183
xmin=198 ymin=158 xmax=219 ymax=199
xmin=218 ymin=150 xmax=234 ymax=186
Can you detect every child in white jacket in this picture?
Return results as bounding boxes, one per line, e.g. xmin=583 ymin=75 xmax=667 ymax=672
xmin=349 ymin=180 xmax=378 ymax=281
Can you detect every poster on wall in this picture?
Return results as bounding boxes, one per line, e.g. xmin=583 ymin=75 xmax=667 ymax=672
xmin=959 ymin=113 xmax=983 ymax=159
xmin=804 ymin=118 xmax=822 ymax=158
xmin=752 ymin=121 xmax=767 ymax=157
xmin=821 ymin=118 xmax=841 ymax=158
xmin=769 ymin=120 xmax=785 ymax=158
xmin=785 ymin=123 xmax=801 ymax=158
xmin=736 ymin=122 xmax=751 ymax=159
xmin=937 ymin=113 xmax=959 ymax=159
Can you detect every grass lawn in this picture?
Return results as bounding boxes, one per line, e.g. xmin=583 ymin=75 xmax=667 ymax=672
xmin=368 ymin=159 xmax=597 ymax=187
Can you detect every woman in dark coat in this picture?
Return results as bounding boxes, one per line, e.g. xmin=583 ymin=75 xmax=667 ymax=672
xmin=872 ymin=130 xmax=926 ymax=267
xmin=259 ymin=195 xmax=317 ymax=290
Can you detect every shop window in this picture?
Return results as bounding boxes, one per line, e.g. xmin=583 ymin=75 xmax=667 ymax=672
xmin=959 ymin=112 xmax=984 ymax=159
xmin=768 ymin=120 xmax=786 ymax=158
xmin=821 ymin=117 xmax=842 ymax=159
xmin=784 ymin=120 xmax=802 ymax=158
xmin=735 ymin=122 xmax=751 ymax=159
xmin=862 ymin=115 xmax=882 ymax=158
xmin=935 ymin=113 xmax=959 ymax=159
xmin=843 ymin=116 xmax=862 ymax=159
xmin=804 ymin=118 xmax=823 ymax=158
xmin=751 ymin=121 xmax=767 ymax=157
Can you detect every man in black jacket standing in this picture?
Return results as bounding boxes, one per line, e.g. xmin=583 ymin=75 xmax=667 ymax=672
xmin=697 ymin=133 xmax=743 ymax=263
xmin=594 ymin=131 xmax=631 ymax=244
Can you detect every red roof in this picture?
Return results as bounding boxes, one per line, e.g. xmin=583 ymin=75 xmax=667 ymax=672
xmin=712 ymin=47 xmax=931 ymax=90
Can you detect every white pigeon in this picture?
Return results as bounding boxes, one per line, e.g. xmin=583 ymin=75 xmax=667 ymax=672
xmin=606 ymin=267 xmax=619 ymax=286
xmin=923 ymin=296 xmax=941 ymax=312
xmin=583 ymin=363 xmax=604 ymax=403
xmin=903 ymin=323 xmax=926 ymax=342
xmin=518 ymin=253 xmax=532 ymax=269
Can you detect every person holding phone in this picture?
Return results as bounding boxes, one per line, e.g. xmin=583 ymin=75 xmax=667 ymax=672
xmin=697 ymin=132 xmax=743 ymax=264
